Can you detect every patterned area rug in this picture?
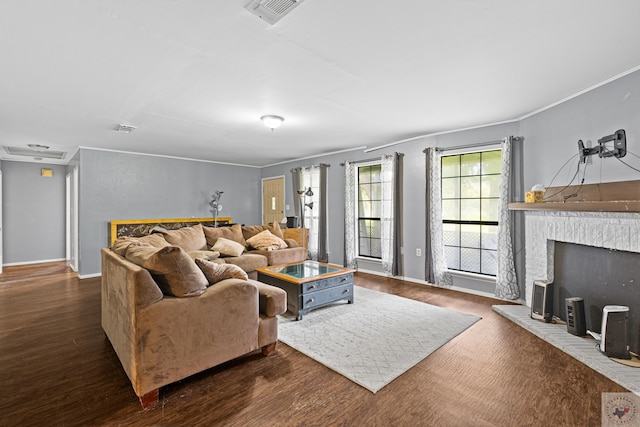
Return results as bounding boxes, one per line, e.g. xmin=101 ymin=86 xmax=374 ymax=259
xmin=278 ymin=286 xmax=481 ymax=393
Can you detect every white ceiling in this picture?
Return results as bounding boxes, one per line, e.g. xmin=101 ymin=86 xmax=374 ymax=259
xmin=1 ymin=1 xmax=640 ymax=167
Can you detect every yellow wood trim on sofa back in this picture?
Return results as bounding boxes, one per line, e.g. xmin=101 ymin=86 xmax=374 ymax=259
xmin=109 ymin=217 xmax=233 ymax=245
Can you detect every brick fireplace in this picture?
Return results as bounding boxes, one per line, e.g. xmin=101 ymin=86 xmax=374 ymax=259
xmin=524 ymin=210 xmax=640 ymax=307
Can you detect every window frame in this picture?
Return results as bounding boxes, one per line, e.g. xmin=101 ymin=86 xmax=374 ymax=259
xmin=353 ymin=160 xmax=383 ymax=260
xmin=440 ymin=146 xmax=502 ymax=277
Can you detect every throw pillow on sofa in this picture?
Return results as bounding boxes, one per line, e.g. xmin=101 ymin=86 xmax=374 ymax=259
xmin=195 ymin=258 xmax=248 ymax=285
xmin=203 ymin=223 xmax=246 ymax=248
xmin=242 ymin=222 xmax=285 ymax=241
xmin=125 ymin=245 xmax=208 ymax=297
xmin=211 ymin=237 xmax=245 ymax=257
xmin=246 ymin=230 xmax=288 ymax=251
xmin=111 ymin=233 xmax=170 ymax=256
xmin=153 ymin=223 xmax=208 ymax=252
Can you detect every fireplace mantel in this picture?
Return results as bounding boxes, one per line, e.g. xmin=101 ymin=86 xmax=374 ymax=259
xmin=509 ymin=200 xmax=640 ymax=213
xmin=509 ymin=179 xmax=640 ymax=213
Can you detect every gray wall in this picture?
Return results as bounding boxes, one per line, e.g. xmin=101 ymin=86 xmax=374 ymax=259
xmin=520 ymin=69 xmax=640 ymax=189
xmin=78 ymin=149 xmax=262 ymax=276
xmin=2 ymin=161 xmax=66 ymax=264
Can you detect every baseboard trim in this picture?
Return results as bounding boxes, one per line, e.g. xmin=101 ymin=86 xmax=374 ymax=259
xmin=401 ymin=276 xmax=500 ymax=300
xmin=78 ymin=273 xmax=101 ymax=279
xmin=3 ymin=258 xmax=66 ymax=267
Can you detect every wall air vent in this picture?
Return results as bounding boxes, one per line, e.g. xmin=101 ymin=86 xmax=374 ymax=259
xmin=244 ymin=0 xmax=306 ymax=25
xmin=3 ymin=146 xmax=67 ymax=160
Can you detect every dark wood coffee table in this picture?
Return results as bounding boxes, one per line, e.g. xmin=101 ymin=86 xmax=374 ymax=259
xmin=256 ymin=261 xmax=355 ymax=320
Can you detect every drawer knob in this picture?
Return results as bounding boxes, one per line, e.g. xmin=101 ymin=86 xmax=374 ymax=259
xmin=307 ymin=298 xmax=315 ymax=304
xmin=343 ymin=289 xmax=350 ymax=293
xmin=341 ymin=277 xmax=347 ymax=282
xmin=308 ymin=285 xmax=316 ymax=290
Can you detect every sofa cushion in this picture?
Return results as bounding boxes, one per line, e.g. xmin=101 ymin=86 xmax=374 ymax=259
xmin=195 ymin=258 xmax=248 ymax=285
xmin=246 ymin=230 xmax=288 ymax=251
xmin=242 ymin=222 xmax=284 ymax=241
xmin=203 ymin=223 xmax=246 ymax=248
xmin=187 ymin=250 xmax=220 ymax=261
xmin=154 ymin=223 xmax=207 ymax=252
xmin=125 ymin=245 xmax=207 ymax=297
xmin=222 ymin=254 xmax=268 ymax=272
xmin=211 ymin=237 xmax=245 ymax=257
xmin=248 ymin=247 xmax=308 ymax=266
xmin=111 ymin=234 xmax=170 ymax=256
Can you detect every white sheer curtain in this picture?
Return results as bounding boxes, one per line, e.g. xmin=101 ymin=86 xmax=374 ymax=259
xmin=426 ymin=147 xmax=453 ymax=287
xmin=344 ymin=161 xmax=357 ymax=269
xmin=380 ymin=154 xmax=395 ymax=276
xmin=495 ymin=137 xmax=520 ymax=300
xmin=301 ymin=165 xmax=320 ymax=260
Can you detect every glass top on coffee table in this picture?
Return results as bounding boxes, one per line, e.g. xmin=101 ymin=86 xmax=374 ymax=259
xmin=257 ymin=261 xmax=352 ymax=284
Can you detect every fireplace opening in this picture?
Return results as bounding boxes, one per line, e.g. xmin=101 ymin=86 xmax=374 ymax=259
xmin=553 ymin=241 xmax=640 ymax=353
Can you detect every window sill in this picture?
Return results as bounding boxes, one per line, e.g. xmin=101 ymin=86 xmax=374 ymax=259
xmin=355 ymin=256 xmax=382 ymax=263
xmin=446 ymin=269 xmax=496 ymax=284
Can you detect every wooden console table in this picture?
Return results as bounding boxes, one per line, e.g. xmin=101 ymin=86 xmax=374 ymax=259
xmin=282 ymin=227 xmax=308 ymax=249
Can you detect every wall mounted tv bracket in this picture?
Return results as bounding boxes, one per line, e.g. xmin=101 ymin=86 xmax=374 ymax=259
xmin=578 ymin=129 xmax=626 ymax=163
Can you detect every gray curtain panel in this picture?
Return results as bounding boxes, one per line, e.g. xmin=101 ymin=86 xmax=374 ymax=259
xmin=290 ymin=167 xmax=302 ymax=224
xmin=494 ymin=136 xmax=524 ymax=300
xmin=317 ymin=163 xmax=329 ymax=263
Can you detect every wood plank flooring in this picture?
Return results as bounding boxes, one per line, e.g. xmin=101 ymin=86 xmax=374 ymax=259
xmin=0 ymin=262 xmax=626 ymax=426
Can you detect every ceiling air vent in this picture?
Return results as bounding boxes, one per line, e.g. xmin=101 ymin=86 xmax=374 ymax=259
xmin=3 ymin=146 xmax=67 ymax=160
xmin=114 ymin=124 xmax=137 ymax=133
xmin=244 ymin=0 xmax=306 ymax=25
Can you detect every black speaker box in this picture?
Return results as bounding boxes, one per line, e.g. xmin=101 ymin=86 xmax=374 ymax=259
xmin=600 ymin=305 xmax=630 ymax=359
xmin=531 ymin=280 xmax=553 ymax=322
xmin=565 ymin=297 xmax=586 ymax=336
xmin=286 ymin=216 xmax=298 ymax=228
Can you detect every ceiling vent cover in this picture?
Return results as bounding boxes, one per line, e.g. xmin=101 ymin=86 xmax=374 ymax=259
xmin=3 ymin=146 xmax=67 ymax=160
xmin=244 ymin=0 xmax=306 ymax=25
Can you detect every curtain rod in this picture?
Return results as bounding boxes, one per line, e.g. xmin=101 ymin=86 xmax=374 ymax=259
xmin=339 ymin=157 xmax=381 ymax=167
xmin=422 ymin=136 xmax=521 ymax=153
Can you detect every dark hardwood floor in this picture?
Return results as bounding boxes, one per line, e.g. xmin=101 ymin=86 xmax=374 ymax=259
xmin=0 ymin=262 xmax=625 ymax=426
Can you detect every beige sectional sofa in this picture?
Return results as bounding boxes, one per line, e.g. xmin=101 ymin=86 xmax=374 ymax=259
xmin=101 ymin=221 xmax=304 ymax=408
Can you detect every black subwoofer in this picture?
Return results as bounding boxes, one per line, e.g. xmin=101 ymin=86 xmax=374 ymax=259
xmin=565 ymin=297 xmax=586 ymax=336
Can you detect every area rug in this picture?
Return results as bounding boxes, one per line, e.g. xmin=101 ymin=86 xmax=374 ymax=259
xmin=278 ymin=286 xmax=481 ymax=393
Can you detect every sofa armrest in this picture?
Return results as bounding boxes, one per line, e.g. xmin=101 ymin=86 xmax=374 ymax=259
xmin=249 ymin=279 xmax=287 ymax=317
xmin=284 ymin=238 xmax=298 ymax=248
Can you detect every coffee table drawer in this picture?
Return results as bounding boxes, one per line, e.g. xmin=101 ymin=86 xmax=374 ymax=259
xmin=302 ymin=283 xmax=352 ymax=309
xmin=301 ymin=273 xmax=353 ymax=294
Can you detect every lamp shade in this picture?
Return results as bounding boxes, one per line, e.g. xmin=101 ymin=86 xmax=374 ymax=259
xmin=261 ymin=115 xmax=285 ymax=130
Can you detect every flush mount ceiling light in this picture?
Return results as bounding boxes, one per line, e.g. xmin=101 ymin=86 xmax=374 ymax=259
xmin=261 ymin=115 xmax=285 ymax=130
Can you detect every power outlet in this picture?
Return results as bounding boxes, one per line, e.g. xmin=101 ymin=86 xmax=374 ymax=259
xmin=416 ymin=248 xmax=422 ymax=257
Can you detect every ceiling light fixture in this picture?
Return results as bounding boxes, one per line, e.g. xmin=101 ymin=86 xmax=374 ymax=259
xmin=261 ymin=115 xmax=285 ymax=131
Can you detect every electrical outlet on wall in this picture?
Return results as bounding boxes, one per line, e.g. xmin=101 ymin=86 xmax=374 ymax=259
xmin=416 ymin=248 xmax=422 ymax=257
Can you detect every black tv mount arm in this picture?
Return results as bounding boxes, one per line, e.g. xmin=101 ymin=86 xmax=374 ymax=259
xmin=578 ymin=129 xmax=626 ymax=163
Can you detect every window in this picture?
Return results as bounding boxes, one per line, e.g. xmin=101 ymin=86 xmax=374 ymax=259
xmin=441 ymin=150 xmax=501 ymax=276
xmin=357 ymin=163 xmax=382 ymax=259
